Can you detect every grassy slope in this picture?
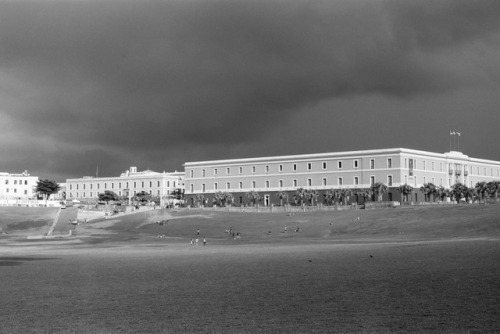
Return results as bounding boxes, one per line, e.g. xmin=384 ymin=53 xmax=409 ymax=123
xmin=0 ymin=207 xmax=58 ymax=235
xmin=74 ymin=204 xmax=500 ymax=244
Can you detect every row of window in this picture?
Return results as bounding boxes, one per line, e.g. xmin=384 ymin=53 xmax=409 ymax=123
xmin=2 ymin=188 xmax=29 ymax=194
xmin=405 ymin=159 xmax=500 ymax=177
xmin=69 ymin=180 xmax=176 ymax=191
xmin=3 ymin=180 xmax=30 ymax=185
xmin=70 ymin=189 xmax=162 ymax=198
xmin=191 ymin=175 xmax=394 ymax=192
xmin=193 ymin=159 xmax=389 ymax=178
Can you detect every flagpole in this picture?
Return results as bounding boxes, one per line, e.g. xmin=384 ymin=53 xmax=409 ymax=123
xmin=449 ymin=131 xmax=452 ymax=152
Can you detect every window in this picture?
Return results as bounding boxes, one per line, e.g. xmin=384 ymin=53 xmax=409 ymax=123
xmin=202 ymin=169 xmax=206 ymax=177
xmin=239 ymin=167 xmax=243 ymax=174
xmin=432 ymin=162 xmax=435 ymax=171
xmin=119 ymin=183 xmax=122 ymax=188
xmin=307 ymin=179 xmax=312 ymax=187
xmin=293 ymin=164 xmax=297 ymax=171
xmin=338 ymin=161 xmax=343 ymax=169
xmin=265 ymin=165 xmax=270 ymax=173
xmin=157 ymin=181 xmax=160 ymax=187
xmin=25 ymin=180 xmax=28 ymax=185
xmin=370 ymin=176 xmax=375 ymax=185
xmin=293 ymin=179 xmax=298 ymax=187
xmin=214 ymin=168 xmax=218 ymax=176
xmin=387 ymin=158 xmax=392 ymax=169
xmin=83 ymin=184 xmax=86 ymax=190
xmin=338 ymin=177 xmax=343 ymax=186
xmin=190 ymin=184 xmax=194 ymax=192
xmin=354 ymin=160 xmax=359 ymax=168
xmin=370 ymin=160 xmax=375 ymax=169
xmin=423 ymin=161 xmax=426 ymax=170
xmin=322 ymin=178 xmax=327 ymax=186
xmin=266 ymin=181 xmax=270 ymax=188
xmin=227 ymin=182 xmax=230 ymax=189
xmin=354 ymin=177 xmax=359 ymax=185
xmin=70 ymin=185 xmax=72 ymax=190
xmin=202 ymin=184 xmax=206 ymax=192
xmin=405 ymin=158 xmax=407 ymax=168
xmin=279 ymin=180 xmax=283 ymax=188
xmin=214 ymin=183 xmax=218 ymax=190
xmin=307 ymin=163 xmax=312 ymax=170
xmin=239 ymin=182 xmax=243 ymax=189
xmin=322 ymin=162 xmax=327 ymax=170
xmin=149 ymin=181 xmax=152 ymax=187
xmin=190 ymin=170 xmax=194 ymax=178
xmin=388 ymin=175 xmax=393 ymax=186
xmin=279 ymin=164 xmax=283 ymax=172
xmin=14 ymin=180 xmax=17 ymax=185
xmin=405 ymin=175 xmax=408 ymax=184
xmin=5 ymin=180 xmax=7 ymax=185
xmin=252 ymin=166 xmax=256 ymax=173
xmin=226 ymin=167 xmax=230 ymax=175
xmin=252 ymin=181 xmax=256 ymax=188
xmin=141 ymin=182 xmax=144 ymax=188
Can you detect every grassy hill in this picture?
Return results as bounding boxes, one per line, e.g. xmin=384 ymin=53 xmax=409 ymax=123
xmin=0 ymin=206 xmax=58 ymax=236
xmin=73 ymin=204 xmax=500 ymax=244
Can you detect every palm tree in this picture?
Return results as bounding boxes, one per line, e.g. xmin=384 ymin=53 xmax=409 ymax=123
xmin=340 ymin=189 xmax=353 ymax=205
xmin=245 ymin=190 xmax=261 ymax=206
xmin=371 ymin=182 xmax=388 ymax=202
xmin=420 ymin=183 xmax=436 ymax=202
xmin=304 ymin=189 xmax=319 ymax=206
xmin=475 ymin=181 xmax=488 ymax=203
xmin=223 ymin=192 xmax=234 ymax=206
xmin=35 ymin=179 xmax=61 ymax=202
xmin=276 ymin=191 xmax=289 ymax=206
xmin=464 ymin=187 xmax=476 ymax=203
xmin=323 ymin=189 xmax=335 ymax=206
xmin=397 ymin=184 xmax=413 ymax=203
xmin=487 ymin=181 xmax=500 ymax=201
xmin=356 ymin=188 xmax=373 ymax=203
xmin=195 ymin=194 xmax=205 ymax=207
xmin=451 ymin=183 xmax=466 ymax=202
xmin=435 ymin=186 xmax=447 ymax=202
xmin=294 ymin=188 xmax=307 ymax=206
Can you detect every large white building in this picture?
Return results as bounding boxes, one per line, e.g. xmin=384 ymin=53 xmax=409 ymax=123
xmin=66 ymin=167 xmax=184 ymax=205
xmin=183 ymin=148 xmax=500 ymax=206
xmin=0 ymin=170 xmax=39 ymax=200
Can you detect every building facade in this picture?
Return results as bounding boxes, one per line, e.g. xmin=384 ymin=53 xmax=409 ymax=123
xmin=183 ymin=148 xmax=500 ymax=207
xmin=0 ymin=170 xmax=39 ymax=200
xmin=66 ymin=167 xmax=184 ymax=205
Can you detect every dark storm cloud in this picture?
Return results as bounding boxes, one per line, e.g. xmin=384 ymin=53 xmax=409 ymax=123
xmin=0 ymin=0 xmax=499 ymax=179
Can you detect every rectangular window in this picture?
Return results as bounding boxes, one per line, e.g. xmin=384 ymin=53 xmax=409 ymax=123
xmin=293 ymin=179 xmax=298 ymax=187
xmin=239 ymin=167 xmax=243 ymax=174
xmin=190 ymin=170 xmax=194 ymax=178
xmin=252 ymin=166 xmax=256 ymax=173
xmin=405 ymin=158 xmax=407 ymax=168
xmin=338 ymin=161 xmax=342 ymax=169
xmin=141 ymin=182 xmax=144 ymax=188
xmin=227 ymin=182 xmax=230 ymax=189
xmin=214 ymin=183 xmax=218 ymax=190
xmin=190 ymin=184 xmax=194 ymax=192
xmin=265 ymin=181 xmax=270 ymax=188
xmin=279 ymin=180 xmax=283 ymax=188
xmin=307 ymin=163 xmax=312 ymax=170
xmin=354 ymin=160 xmax=359 ymax=168
xmin=25 ymin=180 xmax=28 ymax=185
xmin=239 ymin=182 xmax=243 ymax=189
xmin=202 ymin=184 xmax=206 ymax=192
xmin=252 ymin=181 xmax=256 ymax=188
xmin=423 ymin=161 xmax=426 ymax=170
xmin=370 ymin=176 xmax=375 ymax=185
xmin=322 ymin=162 xmax=327 ymax=170
xmin=370 ymin=160 xmax=375 ymax=169
xmin=202 ymin=169 xmax=206 ymax=177
xmin=14 ymin=180 xmax=17 ymax=185
xmin=293 ymin=164 xmax=297 ymax=171
xmin=307 ymin=179 xmax=312 ymax=187
xmin=157 ymin=181 xmax=160 ymax=187
xmin=354 ymin=177 xmax=359 ymax=185
xmin=388 ymin=175 xmax=393 ymax=186
xmin=149 ymin=181 xmax=152 ymax=187
xmin=387 ymin=158 xmax=392 ymax=169
xmin=214 ymin=168 xmax=218 ymax=176
xmin=279 ymin=164 xmax=283 ymax=172
xmin=265 ymin=165 xmax=269 ymax=173
xmin=338 ymin=177 xmax=343 ymax=186
xmin=322 ymin=178 xmax=327 ymax=186
xmin=432 ymin=162 xmax=435 ymax=171
xmin=226 ymin=167 xmax=230 ymax=175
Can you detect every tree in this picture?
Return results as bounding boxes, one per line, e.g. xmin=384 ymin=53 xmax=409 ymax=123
xmin=371 ymin=182 xmax=388 ymax=202
xmin=323 ymin=189 xmax=336 ymax=205
xmin=276 ymin=191 xmax=289 ymax=206
xmin=420 ymin=183 xmax=436 ymax=202
xmin=340 ymin=189 xmax=353 ymax=205
xmin=305 ymin=189 xmax=319 ymax=206
xmin=435 ymin=186 xmax=447 ymax=202
xmin=397 ymin=184 xmax=413 ymax=203
xmin=451 ymin=183 xmax=466 ymax=202
xmin=195 ymin=194 xmax=205 ymax=207
xmin=487 ymin=181 xmax=500 ymax=201
xmin=245 ymin=190 xmax=261 ymax=206
xmin=223 ymin=192 xmax=234 ymax=207
xmin=98 ymin=190 xmax=119 ymax=204
xmin=35 ymin=179 xmax=61 ymax=201
xmin=171 ymin=188 xmax=184 ymax=200
xmin=356 ymin=189 xmax=373 ymax=203
xmin=133 ymin=191 xmax=152 ymax=203
xmin=294 ymin=188 xmax=307 ymax=206
xmin=475 ymin=182 xmax=488 ymax=203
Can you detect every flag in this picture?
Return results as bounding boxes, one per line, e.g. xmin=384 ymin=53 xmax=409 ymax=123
xmin=450 ymin=131 xmax=455 ymax=135
xmin=456 ymin=132 xmax=461 ymax=136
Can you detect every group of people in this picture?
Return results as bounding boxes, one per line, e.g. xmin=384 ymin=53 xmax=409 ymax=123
xmin=225 ymin=227 xmax=241 ymax=240
xmin=190 ymin=229 xmax=207 ymax=246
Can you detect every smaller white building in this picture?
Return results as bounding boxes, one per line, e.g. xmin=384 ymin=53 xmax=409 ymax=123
xmin=66 ymin=167 xmax=184 ymax=206
xmin=0 ymin=170 xmax=39 ymax=200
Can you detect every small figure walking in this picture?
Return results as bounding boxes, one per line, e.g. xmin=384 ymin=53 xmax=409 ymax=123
xmin=197 ymin=229 xmax=200 ymax=235
xmin=195 ymin=238 xmax=199 ymax=246
xmin=203 ymin=237 xmax=207 ymax=246
xmin=190 ymin=238 xmax=194 ymax=246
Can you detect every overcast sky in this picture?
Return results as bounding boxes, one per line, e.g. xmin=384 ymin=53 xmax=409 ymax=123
xmin=1 ymin=0 xmax=500 ymax=182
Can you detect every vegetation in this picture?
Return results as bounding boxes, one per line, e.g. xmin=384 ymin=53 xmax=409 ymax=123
xmin=195 ymin=194 xmax=206 ymax=207
xmin=245 ymin=190 xmax=261 ymax=206
xmin=35 ymin=179 xmax=61 ymax=200
xmin=98 ymin=190 xmax=120 ymax=204
xmin=276 ymin=191 xmax=289 ymax=206
xmin=213 ymin=191 xmax=234 ymax=207
xmin=370 ymin=182 xmax=388 ymax=202
xmin=397 ymin=184 xmax=413 ymax=203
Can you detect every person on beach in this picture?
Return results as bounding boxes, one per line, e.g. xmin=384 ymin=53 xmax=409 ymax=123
xmin=195 ymin=238 xmax=199 ymax=246
xmin=190 ymin=238 xmax=194 ymax=246
xmin=203 ymin=237 xmax=207 ymax=246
